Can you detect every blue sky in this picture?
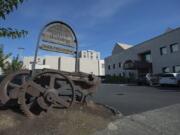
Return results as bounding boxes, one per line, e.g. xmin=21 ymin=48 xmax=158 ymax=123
xmin=1 ymin=0 xmax=180 ymax=59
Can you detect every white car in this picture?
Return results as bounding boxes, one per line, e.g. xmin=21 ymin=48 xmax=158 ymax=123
xmin=159 ymin=73 xmax=180 ymax=86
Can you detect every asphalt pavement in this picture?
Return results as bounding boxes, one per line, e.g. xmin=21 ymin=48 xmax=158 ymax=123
xmin=91 ymin=84 xmax=180 ymax=115
xmin=94 ymin=104 xmax=180 ymax=135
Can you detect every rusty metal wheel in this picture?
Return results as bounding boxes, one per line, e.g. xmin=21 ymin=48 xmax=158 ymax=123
xmin=18 ymin=70 xmax=75 ymax=118
xmin=0 ymin=70 xmax=30 ymax=105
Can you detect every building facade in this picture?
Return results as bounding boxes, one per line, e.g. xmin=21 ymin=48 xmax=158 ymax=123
xmin=23 ymin=50 xmax=105 ymax=76
xmin=105 ymin=27 xmax=180 ymax=78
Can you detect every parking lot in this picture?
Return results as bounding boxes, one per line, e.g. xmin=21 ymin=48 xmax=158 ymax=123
xmin=92 ymin=84 xmax=180 ymax=115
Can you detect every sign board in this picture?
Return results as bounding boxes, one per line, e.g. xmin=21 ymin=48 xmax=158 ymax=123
xmin=41 ymin=22 xmax=76 ymax=48
xmin=32 ymin=21 xmax=79 ymax=73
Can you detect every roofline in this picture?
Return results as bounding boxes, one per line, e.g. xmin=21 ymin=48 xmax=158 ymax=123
xmin=105 ymin=27 xmax=180 ymax=59
xmin=134 ymin=27 xmax=180 ymax=47
xmin=128 ymin=27 xmax=180 ymax=51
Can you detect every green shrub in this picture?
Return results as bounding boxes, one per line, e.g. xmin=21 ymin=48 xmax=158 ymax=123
xmin=103 ymin=75 xmax=136 ymax=84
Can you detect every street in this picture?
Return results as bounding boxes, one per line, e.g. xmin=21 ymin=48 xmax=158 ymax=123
xmin=92 ymin=84 xmax=180 ymax=115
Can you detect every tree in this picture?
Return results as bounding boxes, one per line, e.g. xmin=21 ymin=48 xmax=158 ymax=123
xmin=0 ymin=46 xmax=12 ymax=70
xmin=3 ymin=55 xmax=23 ymax=74
xmin=0 ymin=0 xmax=28 ymax=39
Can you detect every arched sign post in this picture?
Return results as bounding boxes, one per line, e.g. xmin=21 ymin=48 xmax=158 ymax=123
xmin=32 ymin=21 xmax=79 ymax=75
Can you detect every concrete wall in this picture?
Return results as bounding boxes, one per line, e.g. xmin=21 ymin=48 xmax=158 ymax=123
xmin=99 ymin=60 xmax=105 ymax=76
xmin=79 ymin=58 xmax=99 ymax=75
xmin=45 ymin=56 xmax=59 ymax=70
xmin=23 ymin=55 xmax=105 ymax=76
xmin=60 ymin=57 xmax=75 ymax=72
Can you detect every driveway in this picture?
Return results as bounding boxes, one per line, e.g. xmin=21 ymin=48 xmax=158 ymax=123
xmin=91 ymin=84 xmax=180 ymax=115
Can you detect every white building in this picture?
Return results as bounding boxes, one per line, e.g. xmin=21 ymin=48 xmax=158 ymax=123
xmin=23 ymin=50 xmax=105 ymax=76
xmin=105 ymin=27 xmax=180 ymax=78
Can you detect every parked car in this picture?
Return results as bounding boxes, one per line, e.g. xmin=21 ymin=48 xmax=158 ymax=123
xmin=146 ymin=73 xmax=159 ymax=86
xmin=137 ymin=73 xmax=159 ymax=86
xmin=159 ymin=73 xmax=180 ymax=86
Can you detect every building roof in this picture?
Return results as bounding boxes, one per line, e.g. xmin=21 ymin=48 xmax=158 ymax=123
xmin=112 ymin=43 xmax=132 ymax=55
xmin=116 ymin=42 xmax=132 ymax=49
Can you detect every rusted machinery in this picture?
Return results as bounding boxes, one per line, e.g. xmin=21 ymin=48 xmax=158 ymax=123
xmin=0 ymin=21 xmax=101 ymax=118
xmin=0 ymin=69 xmax=100 ymax=118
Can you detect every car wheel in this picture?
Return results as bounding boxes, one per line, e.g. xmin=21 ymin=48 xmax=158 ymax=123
xmin=178 ymin=81 xmax=180 ymax=87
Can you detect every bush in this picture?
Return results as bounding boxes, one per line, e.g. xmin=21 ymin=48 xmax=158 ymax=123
xmin=103 ymin=75 xmax=136 ymax=84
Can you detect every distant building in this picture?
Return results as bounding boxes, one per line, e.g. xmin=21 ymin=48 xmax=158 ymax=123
xmin=105 ymin=27 xmax=180 ymax=78
xmin=23 ymin=50 xmax=105 ymax=76
xmin=79 ymin=50 xmax=100 ymax=60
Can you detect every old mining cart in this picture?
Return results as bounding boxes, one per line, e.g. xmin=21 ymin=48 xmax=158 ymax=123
xmin=0 ymin=21 xmax=100 ymax=118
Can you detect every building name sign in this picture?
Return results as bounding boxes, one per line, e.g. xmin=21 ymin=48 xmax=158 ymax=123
xmin=39 ymin=22 xmax=77 ymax=54
xmin=39 ymin=44 xmax=75 ymax=54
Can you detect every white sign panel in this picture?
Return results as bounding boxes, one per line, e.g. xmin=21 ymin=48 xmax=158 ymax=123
xmin=39 ymin=44 xmax=75 ymax=54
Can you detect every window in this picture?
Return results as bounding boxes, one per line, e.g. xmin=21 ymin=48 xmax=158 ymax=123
xmin=173 ymin=65 xmax=180 ymax=73
xmin=123 ymin=72 xmax=126 ymax=77
xmin=108 ymin=65 xmax=111 ymax=70
xmin=162 ymin=67 xmax=170 ymax=73
xmin=43 ymin=59 xmax=46 ymax=65
xmin=119 ymin=62 xmax=121 ymax=68
xmin=113 ymin=64 xmax=115 ymax=69
xmin=160 ymin=47 xmax=167 ymax=55
xmin=96 ymin=56 xmax=98 ymax=59
xmin=140 ymin=51 xmax=152 ymax=62
xmin=170 ymin=43 xmax=179 ymax=53
xmin=144 ymin=54 xmax=151 ymax=62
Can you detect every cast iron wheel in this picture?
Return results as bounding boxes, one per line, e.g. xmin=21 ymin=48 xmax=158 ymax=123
xmin=0 ymin=70 xmax=30 ymax=105
xmin=18 ymin=70 xmax=75 ymax=118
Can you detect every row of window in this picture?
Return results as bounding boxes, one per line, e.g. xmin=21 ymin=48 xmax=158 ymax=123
xmin=160 ymin=43 xmax=179 ymax=55
xmin=162 ymin=65 xmax=180 ymax=73
xmin=82 ymin=53 xmax=99 ymax=60
xmin=108 ymin=62 xmax=121 ymax=70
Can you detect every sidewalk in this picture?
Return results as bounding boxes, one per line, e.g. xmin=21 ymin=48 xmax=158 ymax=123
xmin=94 ymin=104 xmax=180 ymax=135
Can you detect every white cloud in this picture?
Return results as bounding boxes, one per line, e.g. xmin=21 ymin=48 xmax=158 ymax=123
xmin=76 ymin=0 xmax=139 ymax=27
xmin=89 ymin=0 xmax=133 ymax=18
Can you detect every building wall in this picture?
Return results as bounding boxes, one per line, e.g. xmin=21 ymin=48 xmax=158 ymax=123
xmin=45 ymin=56 xmax=59 ymax=70
xmin=79 ymin=58 xmax=99 ymax=75
xmin=105 ymin=28 xmax=180 ymax=77
xmin=60 ymin=57 xmax=75 ymax=72
xmin=99 ymin=60 xmax=105 ymax=76
xmin=23 ymin=51 xmax=105 ymax=76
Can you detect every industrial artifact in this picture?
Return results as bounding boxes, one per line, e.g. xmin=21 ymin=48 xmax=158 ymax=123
xmin=0 ymin=21 xmax=100 ymax=118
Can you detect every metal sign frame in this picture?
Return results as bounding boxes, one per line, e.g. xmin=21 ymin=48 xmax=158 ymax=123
xmin=32 ymin=21 xmax=79 ymax=75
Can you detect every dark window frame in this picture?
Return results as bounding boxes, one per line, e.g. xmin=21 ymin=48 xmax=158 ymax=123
xmin=173 ymin=65 xmax=180 ymax=73
xmin=113 ymin=64 xmax=115 ymax=69
xmin=43 ymin=59 xmax=46 ymax=65
xmin=119 ymin=62 xmax=121 ymax=68
xmin=160 ymin=46 xmax=167 ymax=55
xmin=162 ymin=67 xmax=170 ymax=73
xmin=108 ymin=65 xmax=111 ymax=70
xmin=170 ymin=43 xmax=179 ymax=53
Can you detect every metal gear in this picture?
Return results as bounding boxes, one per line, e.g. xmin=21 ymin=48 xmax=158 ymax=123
xmin=18 ymin=70 xmax=75 ymax=118
xmin=0 ymin=70 xmax=30 ymax=105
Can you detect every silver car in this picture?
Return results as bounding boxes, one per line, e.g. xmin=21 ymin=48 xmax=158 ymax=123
xmin=159 ymin=73 xmax=180 ymax=86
